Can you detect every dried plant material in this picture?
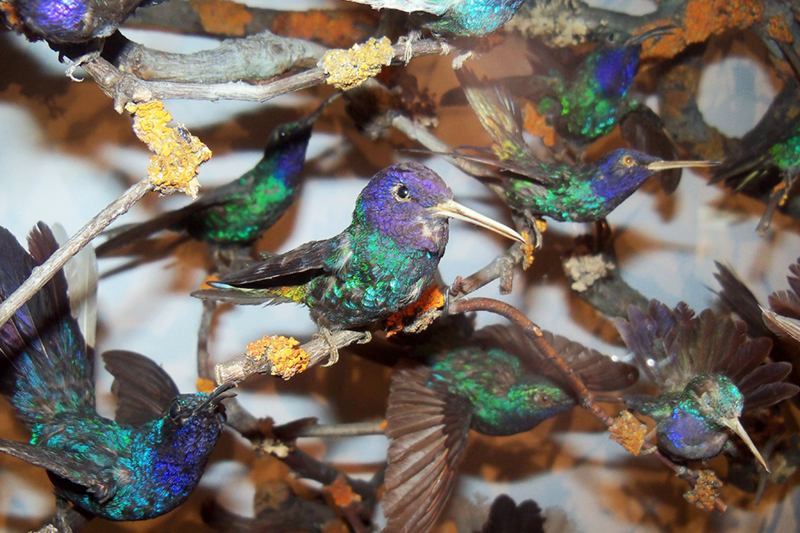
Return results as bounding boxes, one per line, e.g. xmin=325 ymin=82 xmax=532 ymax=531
xmin=520 ymin=231 xmax=535 ymax=269
xmin=321 ymin=37 xmax=395 ymax=90
xmin=189 ymin=0 xmax=252 ymax=36
xmin=684 ymin=470 xmax=724 ymax=511
xmin=564 ymin=254 xmax=615 ymax=292
xmin=196 ymin=378 xmax=216 ymax=394
xmin=384 ymin=285 xmax=444 ymax=336
xmin=125 ymin=101 xmax=210 ymax=199
xmin=523 ymin=103 xmax=556 ymax=147
xmin=609 ymin=410 xmax=648 ymax=456
xmin=325 ymin=476 xmax=362 ymax=508
xmin=245 ymin=334 xmax=310 ymax=380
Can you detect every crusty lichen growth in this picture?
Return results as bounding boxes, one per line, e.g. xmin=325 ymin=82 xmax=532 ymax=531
xmin=684 ymin=470 xmax=725 ymax=512
xmin=125 ymin=101 xmax=211 ymax=199
xmin=642 ymin=0 xmax=765 ymax=60
xmin=507 ymin=0 xmax=590 ymax=47
xmin=563 ymin=254 xmax=615 ymax=292
xmin=324 ymin=475 xmax=362 ymax=509
xmin=196 ymin=377 xmax=216 ymax=394
xmin=246 ymin=334 xmax=310 ymax=380
xmin=189 ymin=0 xmax=252 ymax=36
xmin=320 ymin=37 xmax=395 ymax=91
xmin=384 ymin=285 xmax=445 ymax=337
xmin=520 ymin=231 xmax=535 ymax=270
xmin=609 ymin=410 xmax=648 ymax=456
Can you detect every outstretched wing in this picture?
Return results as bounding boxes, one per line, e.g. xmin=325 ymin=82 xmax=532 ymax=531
xmin=383 ymin=367 xmax=472 ymax=533
xmin=103 ymin=350 xmax=180 ymax=426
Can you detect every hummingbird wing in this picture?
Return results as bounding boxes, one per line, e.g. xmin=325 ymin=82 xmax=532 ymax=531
xmin=472 ymin=324 xmax=639 ymax=391
xmin=479 ymin=494 xmax=545 ymax=533
xmin=713 ymin=262 xmax=772 ymax=338
xmin=737 ymin=362 xmax=799 ymax=411
xmin=217 ymin=237 xmax=334 ymax=286
xmin=103 ymin=350 xmax=180 ymax=426
xmin=0 ymin=436 xmax=114 ymax=502
xmin=0 ymin=223 xmax=95 ymax=427
xmin=382 ymin=367 xmax=473 ymax=533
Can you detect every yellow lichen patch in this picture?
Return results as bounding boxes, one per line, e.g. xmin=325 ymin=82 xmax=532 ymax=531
xmin=125 ymin=101 xmax=210 ymax=199
xmin=641 ymin=0 xmax=764 ymax=60
xmin=325 ymin=476 xmax=362 ymax=509
xmin=768 ymin=16 xmax=794 ymax=43
xmin=188 ymin=0 xmax=252 ymax=36
xmin=609 ymin=410 xmax=648 ymax=456
xmin=520 ymin=231 xmax=535 ymax=270
xmin=684 ymin=470 xmax=724 ymax=512
xmin=320 ymin=37 xmax=395 ymax=91
xmin=523 ymin=103 xmax=556 ymax=147
xmin=196 ymin=378 xmax=216 ymax=394
xmin=245 ymin=334 xmax=310 ymax=380
xmin=384 ymin=285 xmax=445 ymax=337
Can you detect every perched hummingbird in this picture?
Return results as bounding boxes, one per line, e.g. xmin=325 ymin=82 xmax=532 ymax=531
xmin=454 ymin=69 xmax=715 ymax=224
xmin=382 ymin=324 xmax=638 ymax=533
xmin=711 ymin=79 xmax=800 ymax=234
xmin=193 ymin=162 xmax=526 ymax=362
xmin=340 ymin=0 xmax=524 ymax=36
xmin=97 ymin=97 xmax=334 ymax=264
xmin=17 ymin=0 xmax=164 ymax=43
xmin=0 ymin=223 xmax=233 ymax=522
xmin=615 ymin=300 xmax=799 ymax=470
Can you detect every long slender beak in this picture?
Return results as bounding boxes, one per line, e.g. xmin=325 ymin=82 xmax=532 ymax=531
xmin=194 ymin=381 xmax=238 ymax=414
xmin=432 ymin=199 xmax=527 ymax=243
xmin=626 ymin=25 xmax=677 ymax=46
xmin=647 ymin=160 xmax=720 ymax=171
xmin=723 ymin=416 xmax=770 ymax=472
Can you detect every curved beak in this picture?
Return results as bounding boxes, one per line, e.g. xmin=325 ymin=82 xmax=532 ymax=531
xmin=431 ymin=199 xmax=527 ymax=244
xmin=722 ymin=416 xmax=770 ymax=472
xmin=647 ymin=160 xmax=719 ymax=171
xmin=626 ymin=25 xmax=677 ymax=46
xmin=193 ymin=381 xmax=238 ymax=415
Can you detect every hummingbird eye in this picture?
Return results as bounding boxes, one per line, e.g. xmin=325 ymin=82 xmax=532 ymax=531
xmin=537 ymin=393 xmax=552 ymax=405
xmin=168 ymin=401 xmax=182 ymax=421
xmin=622 ymin=155 xmax=635 ymax=167
xmin=394 ymin=184 xmax=411 ymax=201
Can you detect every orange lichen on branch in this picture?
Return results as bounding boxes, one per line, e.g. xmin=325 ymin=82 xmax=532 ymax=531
xmin=320 ymin=37 xmax=395 ymax=91
xmin=125 ymin=101 xmax=210 ymax=199
xmin=768 ymin=16 xmax=794 ymax=43
xmin=520 ymin=231 xmax=535 ymax=269
xmin=523 ymin=103 xmax=556 ymax=147
xmin=189 ymin=0 xmax=252 ymax=36
xmin=273 ymin=9 xmax=380 ymax=49
xmin=245 ymin=334 xmax=310 ymax=380
xmin=684 ymin=470 xmax=725 ymax=512
xmin=609 ymin=410 xmax=648 ymax=456
xmin=324 ymin=476 xmax=362 ymax=509
xmin=384 ymin=285 xmax=445 ymax=337
xmin=641 ymin=0 xmax=765 ymax=60
xmin=196 ymin=378 xmax=217 ymax=394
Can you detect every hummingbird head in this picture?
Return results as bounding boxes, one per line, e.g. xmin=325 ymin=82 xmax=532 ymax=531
xmin=355 ymin=162 xmax=525 ymax=253
xmin=162 ymin=382 xmax=235 ymax=436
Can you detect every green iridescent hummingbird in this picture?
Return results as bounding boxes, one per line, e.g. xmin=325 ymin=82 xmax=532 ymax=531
xmin=193 ymin=162 xmax=526 ymax=363
xmin=382 ymin=324 xmax=638 ymax=533
xmin=453 ymin=69 xmax=716 ymax=226
xmin=615 ymin=300 xmax=799 ymax=471
xmin=0 ymin=223 xmax=234 ymax=524
xmin=97 ymin=96 xmax=334 ymax=261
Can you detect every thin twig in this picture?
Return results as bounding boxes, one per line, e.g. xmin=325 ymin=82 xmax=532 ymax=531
xmin=294 ymin=421 xmax=385 ymax=438
xmin=0 ymin=180 xmax=153 ymax=329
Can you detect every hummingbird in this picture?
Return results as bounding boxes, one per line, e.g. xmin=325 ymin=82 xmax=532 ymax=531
xmin=382 ymin=324 xmax=638 ymax=533
xmin=340 ymin=0 xmax=524 ymax=37
xmin=452 ymin=69 xmax=716 ymax=225
xmin=615 ymin=300 xmax=799 ymax=471
xmin=761 ymin=257 xmax=800 ymax=346
xmin=16 ymin=0 xmax=165 ymax=43
xmin=0 ymin=222 xmax=233 ymax=522
xmin=97 ymin=97 xmax=335 ymax=265
xmin=710 ymin=79 xmax=800 ymax=234
xmin=193 ymin=162 xmax=526 ymax=363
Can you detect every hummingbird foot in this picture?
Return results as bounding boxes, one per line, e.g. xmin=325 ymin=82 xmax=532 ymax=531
xmin=316 ymin=327 xmax=340 ymax=367
xmin=398 ymin=30 xmax=422 ymax=64
xmin=62 ymin=48 xmax=102 ymax=82
xmin=755 ymin=170 xmax=798 ymax=236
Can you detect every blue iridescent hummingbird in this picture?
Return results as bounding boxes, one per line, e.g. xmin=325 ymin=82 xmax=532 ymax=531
xmin=340 ymin=0 xmax=524 ymax=36
xmin=711 ymin=79 xmax=800 ymax=235
xmin=382 ymin=324 xmax=638 ymax=533
xmin=0 ymin=222 xmax=233 ymax=522
xmin=615 ymin=300 xmax=799 ymax=471
xmin=97 ymin=97 xmax=334 ymax=264
xmin=452 ymin=69 xmax=715 ymax=227
xmin=17 ymin=0 xmax=165 ymax=43
xmin=193 ymin=162 xmax=526 ymax=363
